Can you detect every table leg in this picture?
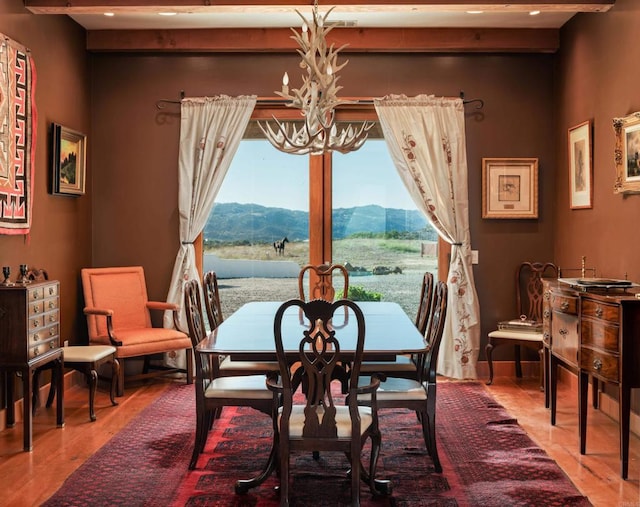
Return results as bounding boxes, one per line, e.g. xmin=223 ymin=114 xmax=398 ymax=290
xmin=22 ymin=367 xmax=33 ymax=451
xmin=234 ymin=436 xmax=278 ymax=494
xmin=620 ymin=384 xmax=630 ymax=480
xmin=579 ymin=370 xmax=589 ymax=455
xmin=6 ymin=371 xmax=15 ymax=427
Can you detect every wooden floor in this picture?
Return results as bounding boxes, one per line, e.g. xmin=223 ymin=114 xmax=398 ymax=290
xmin=0 ymin=374 xmax=639 ymax=506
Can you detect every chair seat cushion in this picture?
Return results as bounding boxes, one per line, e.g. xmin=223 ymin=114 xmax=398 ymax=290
xmin=205 ymin=375 xmax=272 ymax=399
xmin=358 ymin=376 xmax=427 ymax=401
xmin=91 ymin=328 xmax=192 ymax=357
xmin=219 ymin=356 xmax=280 ymax=373
xmin=360 ymin=355 xmax=417 ymax=372
xmin=488 ymin=330 xmax=544 ymax=343
xmin=279 ymin=405 xmax=373 ymax=438
xmin=62 ymin=345 xmax=117 ymax=363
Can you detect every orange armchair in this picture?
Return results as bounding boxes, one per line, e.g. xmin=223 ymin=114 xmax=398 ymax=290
xmin=81 ymin=266 xmax=193 ymax=396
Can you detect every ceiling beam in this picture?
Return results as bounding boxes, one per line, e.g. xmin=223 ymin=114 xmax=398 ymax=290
xmin=24 ymin=1 xmax=615 ymax=15
xmin=86 ymin=26 xmax=559 ymax=52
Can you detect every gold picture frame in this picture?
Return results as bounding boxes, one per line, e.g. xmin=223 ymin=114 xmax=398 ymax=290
xmin=482 ymin=158 xmax=538 ymax=219
xmin=51 ymin=123 xmax=86 ymax=196
xmin=613 ymin=111 xmax=640 ymax=194
xmin=568 ymin=121 xmax=593 ymax=209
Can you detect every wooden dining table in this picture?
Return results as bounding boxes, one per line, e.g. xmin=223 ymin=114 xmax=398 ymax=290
xmin=195 ymin=300 xmax=427 ymax=494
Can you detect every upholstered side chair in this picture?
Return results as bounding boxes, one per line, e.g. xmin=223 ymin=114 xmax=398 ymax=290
xmin=81 ymin=266 xmax=193 ymax=396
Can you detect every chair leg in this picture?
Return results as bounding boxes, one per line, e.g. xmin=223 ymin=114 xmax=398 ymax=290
xmin=423 ymin=395 xmax=441 ymax=473
xmin=350 ymin=445 xmax=360 ymax=506
xmin=31 ymin=368 xmax=42 ymax=415
xmin=485 ymin=342 xmax=494 ymax=385
xmin=88 ymin=368 xmax=98 ymax=422
xmin=538 ymin=348 xmax=544 ymax=391
xmin=117 ymin=359 xmax=125 ymax=397
xmin=189 ymin=408 xmax=209 ymax=469
xmin=45 ymin=374 xmax=57 ymax=408
xmin=514 ymin=345 xmax=523 ymax=378
xmin=279 ymin=450 xmax=290 ymax=506
xmin=110 ymin=358 xmax=120 ymax=406
xmin=186 ymin=348 xmax=194 ymax=385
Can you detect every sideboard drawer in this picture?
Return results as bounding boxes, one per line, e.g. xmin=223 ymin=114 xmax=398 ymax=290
xmin=552 ymin=293 xmax=578 ymax=314
xmin=580 ymin=345 xmax=619 ymax=383
xmin=581 ymin=299 xmax=619 ymax=324
xmin=581 ymin=318 xmax=619 ymax=352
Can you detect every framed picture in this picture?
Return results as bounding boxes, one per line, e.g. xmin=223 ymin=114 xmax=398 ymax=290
xmin=613 ymin=111 xmax=640 ymax=194
xmin=482 ymin=158 xmax=538 ymax=219
xmin=51 ymin=123 xmax=86 ymax=196
xmin=568 ymin=121 xmax=593 ymax=209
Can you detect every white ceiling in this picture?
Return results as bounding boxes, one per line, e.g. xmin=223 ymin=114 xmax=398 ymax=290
xmin=68 ymin=7 xmax=576 ymax=31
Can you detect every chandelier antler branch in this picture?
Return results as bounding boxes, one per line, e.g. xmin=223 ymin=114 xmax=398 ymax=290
xmin=259 ymin=2 xmax=374 ymax=155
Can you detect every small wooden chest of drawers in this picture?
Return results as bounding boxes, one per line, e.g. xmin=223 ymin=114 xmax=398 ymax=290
xmin=0 ymin=281 xmax=61 ymax=364
xmin=0 ymin=280 xmax=64 ymax=451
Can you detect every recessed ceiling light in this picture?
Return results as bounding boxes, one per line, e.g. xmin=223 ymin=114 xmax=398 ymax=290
xmin=530 ymin=10 xmax=541 ymax=16
xmin=103 ymin=12 xmax=115 ymax=17
xmin=158 ymin=12 xmax=177 ymax=16
xmin=466 ymin=11 xmax=483 ymax=15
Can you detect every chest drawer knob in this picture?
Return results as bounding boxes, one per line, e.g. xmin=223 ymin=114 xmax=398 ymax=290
xmin=595 ymin=307 xmax=604 ymax=318
xmin=559 ymin=328 xmax=568 ymax=336
xmin=560 ymin=301 xmax=569 ymax=311
xmin=49 ymin=301 xmax=55 ymax=309
xmin=593 ymin=358 xmax=603 ymax=371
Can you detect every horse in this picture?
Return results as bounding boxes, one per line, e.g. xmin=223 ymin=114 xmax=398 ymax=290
xmin=273 ymin=237 xmax=289 ymax=256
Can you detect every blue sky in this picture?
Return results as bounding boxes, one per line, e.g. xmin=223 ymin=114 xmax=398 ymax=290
xmin=215 ymin=139 xmax=416 ymax=211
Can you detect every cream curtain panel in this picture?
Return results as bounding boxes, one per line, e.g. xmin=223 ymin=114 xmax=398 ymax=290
xmin=164 ymin=95 xmax=256 ymax=369
xmin=374 ymin=94 xmax=480 ymax=379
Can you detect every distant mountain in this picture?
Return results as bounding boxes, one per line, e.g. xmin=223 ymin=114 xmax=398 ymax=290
xmin=204 ymin=202 xmax=436 ymax=243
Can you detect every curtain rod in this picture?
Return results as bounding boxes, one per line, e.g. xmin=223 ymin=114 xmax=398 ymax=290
xmin=155 ymin=90 xmax=484 ymax=110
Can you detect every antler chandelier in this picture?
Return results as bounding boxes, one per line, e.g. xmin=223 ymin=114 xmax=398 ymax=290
xmin=259 ymin=2 xmax=374 ymax=155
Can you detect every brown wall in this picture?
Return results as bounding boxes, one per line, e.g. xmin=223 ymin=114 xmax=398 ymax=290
xmin=90 ymin=52 xmax=556 ymax=354
xmin=555 ymin=0 xmax=640 ymax=400
xmin=0 ymin=0 xmax=92 ymax=346
xmin=555 ymin=0 xmax=640 ymax=279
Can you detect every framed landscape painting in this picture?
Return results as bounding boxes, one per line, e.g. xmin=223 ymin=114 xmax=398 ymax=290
xmin=613 ymin=111 xmax=640 ymax=194
xmin=51 ymin=123 xmax=86 ymax=196
xmin=568 ymin=121 xmax=593 ymax=209
xmin=482 ymin=158 xmax=538 ymax=219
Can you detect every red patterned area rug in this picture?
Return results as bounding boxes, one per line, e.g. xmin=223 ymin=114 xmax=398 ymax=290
xmin=43 ymin=382 xmax=591 ymax=507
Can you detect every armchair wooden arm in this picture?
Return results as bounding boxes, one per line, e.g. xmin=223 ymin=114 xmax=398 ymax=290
xmin=83 ymin=307 xmax=121 ymax=346
xmin=146 ymin=301 xmax=178 ymax=312
xmin=146 ymin=301 xmax=182 ymax=331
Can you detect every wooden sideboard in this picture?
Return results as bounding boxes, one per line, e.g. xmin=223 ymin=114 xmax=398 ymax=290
xmin=0 ymin=280 xmax=64 ymax=451
xmin=544 ymin=279 xmax=640 ymax=479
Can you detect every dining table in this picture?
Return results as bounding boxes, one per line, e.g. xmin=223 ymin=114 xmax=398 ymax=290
xmin=195 ymin=300 xmax=428 ymax=494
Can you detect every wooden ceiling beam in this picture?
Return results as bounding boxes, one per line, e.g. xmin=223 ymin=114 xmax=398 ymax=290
xmin=24 ymin=1 xmax=615 ymax=15
xmin=86 ymin=26 xmax=559 ymax=52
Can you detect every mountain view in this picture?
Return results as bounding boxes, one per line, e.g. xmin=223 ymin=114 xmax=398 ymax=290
xmin=204 ymin=202 xmax=437 ymax=244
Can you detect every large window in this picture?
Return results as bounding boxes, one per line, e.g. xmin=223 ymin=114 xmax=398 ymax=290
xmin=203 ymin=114 xmax=437 ymax=319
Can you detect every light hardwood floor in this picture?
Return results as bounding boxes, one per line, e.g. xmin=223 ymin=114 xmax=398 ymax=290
xmin=0 ymin=374 xmax=639 ymax=506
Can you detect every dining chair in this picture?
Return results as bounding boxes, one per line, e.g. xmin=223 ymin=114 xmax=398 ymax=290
xmin=201 ymin=271 xmax=279 ymax=377
xmin=485 ymin=261 xmax=558 ymax=388
xmin=266 ymin=298 xmax=388 ymax=505
xmin=81 ymin=266 xmax=193 ymax=396
xmin=360 ymin=271 xmax=435 ymax=380
xmin=297 ymin=263 xmax=349 ymax=301
xmin=183 ymin=279 xmax=274 ymax=470
xmin=357 ymin=280 xmax=448 ymax=473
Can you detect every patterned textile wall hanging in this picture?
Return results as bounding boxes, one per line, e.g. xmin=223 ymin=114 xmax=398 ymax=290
xmin=0 ymin=33 xmax=36 ymax=235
